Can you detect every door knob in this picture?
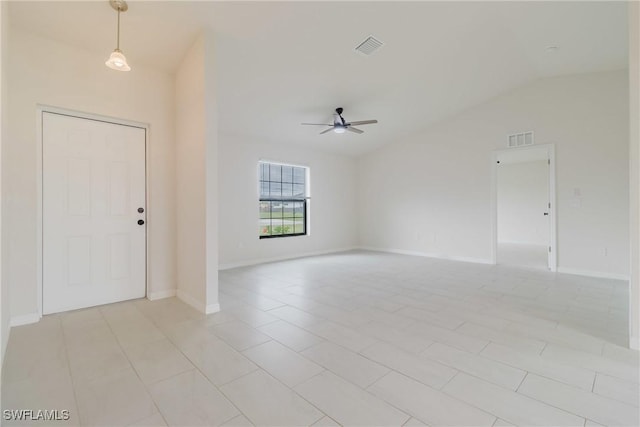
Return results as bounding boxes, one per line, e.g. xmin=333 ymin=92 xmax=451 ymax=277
xmin=138 ymin=219 xmax=145 ymax=225
xmin=543 ymin=212 xmax=549 ymax=216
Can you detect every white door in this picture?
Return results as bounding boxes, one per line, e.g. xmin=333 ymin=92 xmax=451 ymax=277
xmin=43 ymin=112 xmax=146 ymax=314
xmin=545 ymin=157 xmax=553 ymax=270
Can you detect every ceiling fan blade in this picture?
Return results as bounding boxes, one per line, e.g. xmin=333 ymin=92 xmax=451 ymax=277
xmin=302 ymin=123 xmax=332 ymax=126
xmin=319 ymin=127 xmax=335 ymax=135
xmin=346 ymin=127 xmax=364 ymax=134
xmin=347 ymin=120 xmax=378 ymax=126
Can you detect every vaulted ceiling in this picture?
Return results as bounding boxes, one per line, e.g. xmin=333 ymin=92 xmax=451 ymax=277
xmin=10 ymin=1 xmax=628 ymax=156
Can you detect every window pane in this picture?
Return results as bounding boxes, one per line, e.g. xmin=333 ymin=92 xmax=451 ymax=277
xmin=293 ymin=202 xmax=304 ymax=218
xmin=271 ymin=218 xmax=284 ymax=235
xmin=294 ymin=219 xmax=304 ymax=234
xmin=293 ymin=184 xmax=305 ymax=198
xmin=260 ymin=163 xmax=269 ymax=181
xmin=282 ymin=166 xmax=293 ymax=183
xmin=270 ymin=164 xmax=281 ymax=182
xmin=271 ymin=201 xmax=283 ymax=219
xmin=260 ymin=182 xmax=269 ymax=197
xmin=259 ymin=201 xmax=270 ymax=219
xmin=260 ymin=201 xmax=271 ymax=236
xmin=282 ymin=201 xmax=294 ymax=218
xmin=269 ymin=181 xmax=282 ymax=198
xmin=293 ymin=167 xmax=305 ymax=184
xmin=281 ymin=183 xmax=293 ymax=197
xmin=282 ymin=220 xmax=293 ymax=235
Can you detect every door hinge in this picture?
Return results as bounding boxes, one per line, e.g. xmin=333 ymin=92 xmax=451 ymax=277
xmin=548 ymin=159 xmax=550 ymax=165
xmin=548 ymin=202 xmax=551 ymax=209
xmin=549 ymin=246 xmax=552 ymax=253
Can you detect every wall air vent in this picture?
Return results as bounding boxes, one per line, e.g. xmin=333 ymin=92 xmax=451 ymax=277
xmin=355 ymin=36 xmax=384 ymax=56
xmin=507 ymin=131 xmax=534 ymax=148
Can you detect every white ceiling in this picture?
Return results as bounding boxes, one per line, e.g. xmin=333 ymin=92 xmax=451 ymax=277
xmin=9 ymin=1 xmax=628 ymax=157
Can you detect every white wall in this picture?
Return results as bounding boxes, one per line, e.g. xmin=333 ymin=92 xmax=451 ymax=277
xmin=218 ymin=133 xmax=358 ymax=268
xmin=4 ymin=28 xmax=176 ymax=319
xmin=176 ymin=35 xmax=205 ymax=307
xmin=204 ymin=33 xmax=219 ymax=312
xmin=358 ymin=70 xmax=629 ymax=278
xmin=629 ymin=2 xmax=639 ymax=350
xmin=0 ymin=0 xmax=8 ymax=363
xmin=497 ymin=160 xmax=548 ymax=245
xmin=175 ymin=32 xmax=219 ymax=313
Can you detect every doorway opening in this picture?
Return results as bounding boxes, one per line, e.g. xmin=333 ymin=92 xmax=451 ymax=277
xmin=492 ymin=144 xmax=556 ymax=271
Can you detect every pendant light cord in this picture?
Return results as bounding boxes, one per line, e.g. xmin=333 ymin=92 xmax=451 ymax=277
xmin=116 ymin=7 xmax=121 ymax=50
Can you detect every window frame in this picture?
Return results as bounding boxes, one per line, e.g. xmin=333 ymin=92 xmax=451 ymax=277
xmin=258 ymin=161 xmax=309 ymax=239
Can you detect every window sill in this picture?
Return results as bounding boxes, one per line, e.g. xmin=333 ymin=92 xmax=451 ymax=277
xmin=259 ymin=233 xmax=308 ymax=240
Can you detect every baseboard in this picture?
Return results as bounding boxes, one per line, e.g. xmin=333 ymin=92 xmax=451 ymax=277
xmin=218 ymin=247 xmax=358 ymax=270
xmin=2 ymin=327 xmax=10 ymax=362
xmin=168 ymin=290 xmax=221 ymax=315
xmin=205 ymin=303 xmax=220 ymax=314
xmin=557 ymin=267 xmax=629 ymax=281
xmin=358 ymin=246 xmax=493 ymax=265
xmin=147 ymin=289 xmax=177 ymax=301
xmin=177 ymin=290 xmax=206 ymax=313
xmin=10 ymin=312 xmax=41 ymax=327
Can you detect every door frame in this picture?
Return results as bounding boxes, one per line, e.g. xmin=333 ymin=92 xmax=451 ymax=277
xmin=36 ymin=105 xmax=149 ymax=319
xmin=490 ymin=143 xmax=557 ymax=271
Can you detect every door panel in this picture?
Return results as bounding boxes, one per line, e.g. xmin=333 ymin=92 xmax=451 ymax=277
xmin=43 ymin=112 xmax=146 ymax=314
xmin=546 ymin=156 xmax=553 ymax=270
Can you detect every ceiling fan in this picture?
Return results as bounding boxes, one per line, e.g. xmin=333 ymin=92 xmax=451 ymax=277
xmin=302 ymin=108 xmax=378 ymax=135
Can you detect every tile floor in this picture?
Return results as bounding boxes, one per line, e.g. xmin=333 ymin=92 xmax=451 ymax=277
xmin=2 ymin=250 xmax=638 ymax=426
xmin=497 ymin=243 xmax=548 ymax=270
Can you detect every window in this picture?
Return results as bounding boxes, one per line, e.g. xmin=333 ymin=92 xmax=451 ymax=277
xmin=259 ymin=161 xmax=308 ymax=238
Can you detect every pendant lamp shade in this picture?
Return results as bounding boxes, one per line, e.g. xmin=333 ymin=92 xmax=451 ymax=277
xmin=105 ymin=1 xmax=131 ymax=71
xmin=105 ymin=49 xmax=131 ymax=71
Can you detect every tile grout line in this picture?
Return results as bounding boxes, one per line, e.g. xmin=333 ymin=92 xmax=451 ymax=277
xmin=219 ymin=363 xmax=330 ymax=426
xmin=515 ymin=371 xmax=529 ymax=392
xmin=513 ymin=372 xmax=624 ymax=425
xmin=232 ymin=288 xmax=450 ymax=424
xmin=145 ymin=296 xmax=343 ymax=425
xmin=56 ymin=315 xmax=84 ymax=426
xmin=538 ymin=341 xmax=548 ymax=356
xmin=133 ymin=302 xmax=257 ymax=426
xmin=100 ymin=304 xmax=169 ymax=427
xmin=441 ymin=370 xmax=589 ymax=426
xmin=256 ymin=319 xmax=327 ymax=353
xmin=369 ymin=369 xmax=497 ymax=426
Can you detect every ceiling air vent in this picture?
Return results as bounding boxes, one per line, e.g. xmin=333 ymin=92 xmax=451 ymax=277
xmin=508 ymin=131 xmax=534 ymax=148
xmin=355 ymin=36 xmax=384 ymax=56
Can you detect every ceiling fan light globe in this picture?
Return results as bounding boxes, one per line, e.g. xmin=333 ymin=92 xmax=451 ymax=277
xmin=105 ymin=50 xmax=131 ymax=71
xmin=333 ymin=126 xmax=346 ymax=134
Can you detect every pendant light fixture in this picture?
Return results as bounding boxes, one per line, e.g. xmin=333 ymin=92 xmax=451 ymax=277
xmin=105 ymin=0 xmax=131 ymax=71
